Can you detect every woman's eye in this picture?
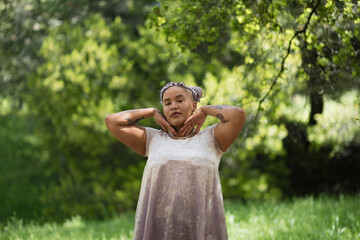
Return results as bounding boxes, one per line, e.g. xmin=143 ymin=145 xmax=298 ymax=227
xmin=178 ymin=100 xmax=183 ymax=102
xmin=165 ymin=103 xmax=171 ymax=106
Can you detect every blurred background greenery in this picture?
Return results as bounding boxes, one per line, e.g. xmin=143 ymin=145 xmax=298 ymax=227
xmin=0 ymin=0 xmax=359 ymax=223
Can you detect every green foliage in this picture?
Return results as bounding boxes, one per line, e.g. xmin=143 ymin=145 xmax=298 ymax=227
xmin=308 ymin=91 xmax=360 ymax=155
xmin=24 ymin=14 xmax=149 ymax=221
xmin=150 ymin=0 xmax=360 ymax=102
xmin=0 ymin=0 xmax=157 ymax=99
xmin=148 ymin=0 xmax=233 ymax=56
xmin=23 ymin=12 xmax=213 ymax=221
xmin=197 ymin=64 xmax=360 ymax=199
xmin=1 ymin=0 xmax=360 ymax=223
xmin=0 ymin=103 xmax=47 ymax=222
xmin=149 ymin=0 xmax=360 ymax=199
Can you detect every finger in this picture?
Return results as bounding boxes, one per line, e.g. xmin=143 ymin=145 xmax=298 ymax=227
xmin=194 ymin=123 xmax=202 ymax=134
xmin=182 ymin=116 xmax=194 ymax=128
xmin=171 ymin=128 xmax=177 ymax=136
xmin=180 ymin=120 xmax=193 ymax=132
xmin=182 ymin=125 xmax=194 ymax=136
xmin=160 ymin=124 xmax=169 ymax=133
xmin=180 ymin=125 xmax=186 ymax=132
xmin=166 ymin=124 xmax=177 ymax=136
xmin=185 ymin=128 xmax=193 ymax=136
xmin=180 ymin=129 xmax=188 ymax=137
xmin=180 ymin=125 xmax=191 ymax=136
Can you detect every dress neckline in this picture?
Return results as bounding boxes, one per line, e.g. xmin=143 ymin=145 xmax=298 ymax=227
xmin=167 ymin=128 xmax=197 ymax=140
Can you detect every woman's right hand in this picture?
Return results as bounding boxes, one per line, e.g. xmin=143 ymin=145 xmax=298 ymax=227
xmin=153 ymin=109 xmax=177 ymax=136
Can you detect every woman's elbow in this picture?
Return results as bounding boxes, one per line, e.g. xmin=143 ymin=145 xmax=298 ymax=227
xmin=233 ymin=107 xmax=246 ymax=121
xmin=105 ymin=114 xmax=115 ymax=128
xmin=240 ymin=108 xmax=246 ymax=120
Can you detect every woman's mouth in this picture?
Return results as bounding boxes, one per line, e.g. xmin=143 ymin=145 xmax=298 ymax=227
xmin=171 ymin=112 xmax=181 ymax=117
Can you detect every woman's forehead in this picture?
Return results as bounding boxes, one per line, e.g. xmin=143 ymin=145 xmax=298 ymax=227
xmin=163 ymin=86 xmax=192 ymax=100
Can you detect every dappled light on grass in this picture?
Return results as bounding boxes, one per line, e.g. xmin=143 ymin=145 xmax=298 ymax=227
xmin=225 ymin=194 xmax=360 ymax=240
xmin=1 ymin=195 xmax=359 ymax=240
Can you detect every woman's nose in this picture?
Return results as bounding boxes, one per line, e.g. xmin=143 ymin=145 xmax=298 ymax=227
xmin=171 ymin=102 xmax=178 ymax=109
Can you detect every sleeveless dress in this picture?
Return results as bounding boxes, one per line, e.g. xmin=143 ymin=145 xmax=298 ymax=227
xmin=133 ymin=124 xmax=228 ymax=240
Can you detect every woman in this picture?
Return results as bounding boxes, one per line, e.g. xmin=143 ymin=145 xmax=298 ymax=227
xmin=105 ymin=82 xmax=246 ymax=240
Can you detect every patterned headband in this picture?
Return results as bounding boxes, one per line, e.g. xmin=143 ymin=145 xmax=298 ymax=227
xmin=160 ymin=82 xmax=206 ymax=104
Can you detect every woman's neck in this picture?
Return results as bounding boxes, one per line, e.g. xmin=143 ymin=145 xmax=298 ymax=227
xmin=174 ymin=125 xmax=195 ymax=136
xmin=169 ymin=128 xmax=196 ymax=139
xmin=175 ymin=125 xmax=182 ymax=134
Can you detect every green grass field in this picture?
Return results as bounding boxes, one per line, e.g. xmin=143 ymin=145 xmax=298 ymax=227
xmin=1 ymin=194 xmax=359 ymax=240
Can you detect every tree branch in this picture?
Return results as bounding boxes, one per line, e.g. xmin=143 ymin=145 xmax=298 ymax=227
xmin=255 ymin=0 xmax=321 ymax=120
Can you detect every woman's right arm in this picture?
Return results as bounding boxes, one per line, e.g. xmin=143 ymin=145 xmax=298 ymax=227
xmin=105 ymin=108 xmax=175 ymax=156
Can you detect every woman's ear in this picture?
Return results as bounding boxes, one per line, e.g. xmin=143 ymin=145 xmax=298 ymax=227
xmin=192 ymin=102 xmax=197 ymax=112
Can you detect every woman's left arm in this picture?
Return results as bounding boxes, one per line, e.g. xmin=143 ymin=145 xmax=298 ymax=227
xmin=181 ymin=105 xmax=246 ymax=152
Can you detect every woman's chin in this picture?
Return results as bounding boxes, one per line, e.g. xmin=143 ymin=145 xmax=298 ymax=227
xmin=169 ymin=120 xmax=185 ymax=129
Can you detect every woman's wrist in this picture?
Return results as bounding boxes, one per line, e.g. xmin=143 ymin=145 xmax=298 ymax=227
xmin=199 ymin=105 xmax=240 ymax=123
xmin=105 ymin=108 xmax=158 ymax=126
xmin=198 ymin=106 xmax=208 ymax=116
xmin=152 ymin=108 xmax=162 ymax=117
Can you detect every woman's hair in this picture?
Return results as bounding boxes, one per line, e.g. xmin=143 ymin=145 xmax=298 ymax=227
xmin=160 ymin=82 xmax=206 ymax=104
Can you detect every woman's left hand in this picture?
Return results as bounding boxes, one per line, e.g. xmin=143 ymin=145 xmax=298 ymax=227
xmin=179 ymin=107 xmax=207 ymax=136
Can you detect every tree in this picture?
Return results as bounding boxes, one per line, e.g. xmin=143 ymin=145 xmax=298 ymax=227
xmin=0 ymin=0 xmax=157 ymax=104
xmin=149 ymin=0 xmax=360 ymax=197
xmin=149 ymin=0 xmax=360 ymax=123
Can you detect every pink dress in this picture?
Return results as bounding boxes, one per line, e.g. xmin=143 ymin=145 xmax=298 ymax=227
xmin=133 ymin=124 xmax=228 ymax=240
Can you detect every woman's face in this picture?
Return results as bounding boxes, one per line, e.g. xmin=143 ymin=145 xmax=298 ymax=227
xmin=162 ymin=86 xmax=197 ymax=129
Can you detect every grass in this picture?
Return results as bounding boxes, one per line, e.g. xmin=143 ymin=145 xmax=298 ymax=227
xmin=1 ymin=194 xmax=359 ymax=240
xmin=0 ymin=214 xmax=134 ymax=240
xmin=225 ymin=194 xmax=360 ymax=240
